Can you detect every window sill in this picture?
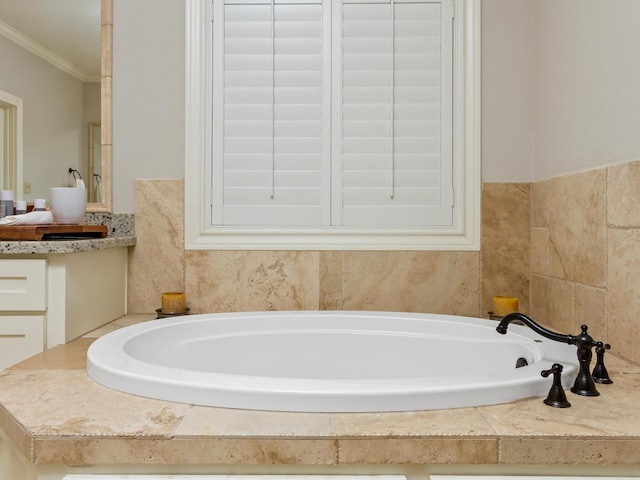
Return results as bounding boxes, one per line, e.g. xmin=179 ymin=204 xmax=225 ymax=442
xmin=185 ymin=225 xmax=480 ymax=251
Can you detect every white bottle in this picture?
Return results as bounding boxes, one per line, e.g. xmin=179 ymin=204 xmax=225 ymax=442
xmin=15 ymin=200 xmax=27 ymax=215
xmin=0 ymin=190 xmax=14 ymax=219
xmin=34 ymin=198 xmax=47 ymax=211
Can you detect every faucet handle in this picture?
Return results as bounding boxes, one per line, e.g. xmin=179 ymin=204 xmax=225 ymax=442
xmin=592 ymin=343 xmax=613 ymax=384
xmin=541 ymin=363 xmax=571 ymax=408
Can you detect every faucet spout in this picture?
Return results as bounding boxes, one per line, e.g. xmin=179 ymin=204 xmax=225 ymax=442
xmin=496 ymin=312 xmax=576 ymax=345
xmin=495 ymin=312 xmax=607 ymax=397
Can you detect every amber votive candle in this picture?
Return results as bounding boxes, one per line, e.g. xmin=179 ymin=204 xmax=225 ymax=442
xmin=493 ymin=296 xmax=519 ymax=317
xmin=161 ymin=292 xmax=187 ymax=314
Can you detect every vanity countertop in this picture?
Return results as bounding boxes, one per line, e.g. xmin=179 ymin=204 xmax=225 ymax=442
xmin=0 ymin=213 xmax=136 ymax=254
xmin=0 ymin=314 xmax=639 ymax=470
xmin=0 ymin=234 xmax=136 ymax=254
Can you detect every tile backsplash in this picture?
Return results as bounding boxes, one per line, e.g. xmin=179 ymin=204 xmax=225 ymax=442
xmin=128 ymin=179 xmax=528 ymax=319
xmin=531 ymin=159 xmax=640 ymax=364
xmin=127 ymin=159 xmax=640 ymax=365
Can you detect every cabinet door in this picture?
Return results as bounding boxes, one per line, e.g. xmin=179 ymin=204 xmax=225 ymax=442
xmin=0 ymin=315 xmax=44 ymax=371
xmin=0 ymin=259 xmax=47 ymax=310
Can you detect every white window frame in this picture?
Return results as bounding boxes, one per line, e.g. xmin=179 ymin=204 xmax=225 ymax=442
xmin=185 ymin=0 xmax=481 ymax=251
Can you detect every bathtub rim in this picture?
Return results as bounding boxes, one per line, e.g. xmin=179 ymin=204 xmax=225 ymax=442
xmin=86 ymin=310 xmax=578 ymax=412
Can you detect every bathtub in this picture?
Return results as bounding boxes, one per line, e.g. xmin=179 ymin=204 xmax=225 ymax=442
xmin=86 ymin=311 xmax=578 ymax=412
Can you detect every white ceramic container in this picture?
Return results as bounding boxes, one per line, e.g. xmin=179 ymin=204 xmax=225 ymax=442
xmin=49 ymin=187 xmax=87 ymax=224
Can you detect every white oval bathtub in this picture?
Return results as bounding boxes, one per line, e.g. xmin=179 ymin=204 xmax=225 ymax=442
xmin=86 ymin=311 xmax=578 ymax=412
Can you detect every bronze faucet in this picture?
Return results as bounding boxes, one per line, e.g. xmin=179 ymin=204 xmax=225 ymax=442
xmin=496 ymin=312 xmax=608 ymax=396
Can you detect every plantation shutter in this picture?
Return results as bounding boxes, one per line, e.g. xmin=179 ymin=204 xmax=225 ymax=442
xmin=337 ymin=0 xmax=453 ymax=227
xmin=213 ymin=0 xmax=328 ymax=226
xmin=211 ymin=0 xmax=453 ymax=228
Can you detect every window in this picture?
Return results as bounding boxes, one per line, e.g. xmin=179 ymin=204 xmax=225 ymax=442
xmin=185 ymin=0 xmax=480 ymax=250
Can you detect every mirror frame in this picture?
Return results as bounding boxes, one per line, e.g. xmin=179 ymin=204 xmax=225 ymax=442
xmin=88 ymin=0 xmax=112 ymax=212
xmin=0 ymin=91 xmax=22 ymax=195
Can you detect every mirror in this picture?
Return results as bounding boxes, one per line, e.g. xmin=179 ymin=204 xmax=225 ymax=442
xmin=88 ymin=122 xmax=101 ymax=203
xmin=0 ymin=0 xmax=111 ymax=212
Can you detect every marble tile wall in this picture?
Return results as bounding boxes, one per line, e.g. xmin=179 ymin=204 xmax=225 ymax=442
xmin=481 ymin=182 xmax=531 ymax=315
xmin=128 ymin=180 xmax=529 ymax=321
xmin=128 ymin=167 xmax=640 ymax=366
xmin=72 ymin=165 xmax=640 ymax=470
xmin=531 ymin=160 xmax=640 ymax=365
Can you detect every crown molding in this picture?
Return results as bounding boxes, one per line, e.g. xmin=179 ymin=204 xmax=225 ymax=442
xmin=0 ymin=19 xmax=92 ymax=82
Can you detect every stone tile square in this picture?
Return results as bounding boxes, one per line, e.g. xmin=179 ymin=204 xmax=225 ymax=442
xmin=337 ymin=438 xmax=498 ymax=464
xmin=607 ymin=159 xmax=640 ymax=228
xmin=331 ymin=409 xmax=495 ymax=437
xmin=185 ymin=250 xmax=320 ymax=313
xmin=176 ymin=407 xmax=332 ymax=437
xmin=548 ymin=169 xmax=606 ymax=285
xmin=128 ymin=179 xmax=185 ymax=313
xmin=342 ymin=251 xmax=481 ymax=316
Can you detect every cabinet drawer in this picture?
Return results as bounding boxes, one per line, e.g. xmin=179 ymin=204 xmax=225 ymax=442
xmin=0 ymin=315 xmax=44 ymax=371
xmin=0 ymin=259 xmax=47 ymax=310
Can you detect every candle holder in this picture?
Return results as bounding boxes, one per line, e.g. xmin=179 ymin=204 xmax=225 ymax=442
xmin=157 ymin=292 xmax=189 ymax=318
xmin=156 ymin=307 xmax=190 ymax=319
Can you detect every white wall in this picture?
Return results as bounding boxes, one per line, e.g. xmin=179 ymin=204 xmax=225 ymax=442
xmin=112 ymin=0 xmax=185 ymax=213
xmin=532 ymin=0 xmax=640 ymax=180
xmin=0 ymin=35 xmax=86 ymax=201
xmin=481 ymin=0 xmax=535 ymax=182
xmin=111 ymin=0 xmax=640 ymax=211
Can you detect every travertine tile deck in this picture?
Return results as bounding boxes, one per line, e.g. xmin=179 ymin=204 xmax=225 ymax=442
xmin=0 ymin=315 xmax=639 ymax=467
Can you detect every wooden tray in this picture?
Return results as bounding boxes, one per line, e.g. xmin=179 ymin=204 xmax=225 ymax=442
xmin=0 ymin=224 xmax=108 ymax=241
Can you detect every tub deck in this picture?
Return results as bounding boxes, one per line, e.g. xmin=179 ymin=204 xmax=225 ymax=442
xmin=0 ymin=314 xmax=639 ymax=471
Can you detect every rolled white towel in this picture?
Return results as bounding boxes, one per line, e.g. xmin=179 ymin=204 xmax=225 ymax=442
xmin=0 ymin=211 xmax=54 ymax=226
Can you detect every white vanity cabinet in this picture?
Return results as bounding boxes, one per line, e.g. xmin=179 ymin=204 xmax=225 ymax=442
xmin=0 ymin=248 xmax=128 ymax=370
xmin=45 ymin=248 xmax=127 ymax=347
xmin=0 ymin=259 xmax=47 ymax=371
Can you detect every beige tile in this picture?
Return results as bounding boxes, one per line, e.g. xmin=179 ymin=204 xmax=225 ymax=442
xmin=100 ymin=147 xmax=112 ymax=212
xmin=319 ymin=251 xmax=343 ymax=310
xmin=0 ymin=411 xmax=31 ymax=463
xmin=530 ymin=227 xmax=550 ymax=275
xmin=100 ymin=77 xmax=112 ymax=145
xmin=185 ymin=250 xmax=320 ymax=313
xmin=0 ymin=370 xmax=190 ymax=437
xmin=84 ymin=313 xmax=157 ymax=337
xmin=529 ymin=274 xmax=574 ymax=333
xmin=603 ymin=354 xmax=640 ymax=375
xmin=607 ymin=228 xmax=640 ymax=364
xmin=498 ymin=438 xmax=640 ymax=465
xmin=101 ymin=23 xmax=112 ymax=77
xmin=574 ymin=284 xmax=606 ymax=342
xmin=341 ymin=251 xmax=481 ymax=316
xmin=128 ymin=179 xmax=185 ymax=313
xmin=481 ymin=183 xmax=531 ymax=315
xmin=176 ymin=407 xmax=332 ymax=437
xmin=34 ymin=437 xmax=338 ymax=465
xmin=5 ymin=314 xmax=640 ymax=468
xmin=101 ymin=0 xmax=113 ymax=26
xmin=331 ymin=409 xmax=495 ymax=437
xmin=337 ymin=438 xmax=497 ymax=464
xmin=9 ymin=338 xmax=94 ymax=371
xmin=531 ymin=179 xmax=550 ymax=228
xmin=607 ymin=159 xmax=640 ymax=228
xmin=528 ymin=275 xmax=549 ymax=324
xmin=479 ymin=374 xmax=640 ymax=438
xmin=548 ymin=169 xmax=606 ymax=285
